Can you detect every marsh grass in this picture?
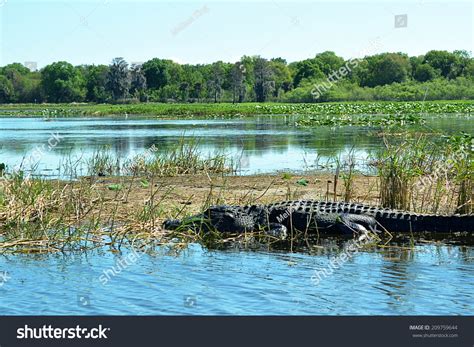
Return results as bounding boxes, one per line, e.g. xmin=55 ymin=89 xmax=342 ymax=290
xmin=0 ymin=132 xmax=471 ymax=254
xmin=374 ymin=132 xmax=473 ymax=214
xmin=0 ymin=136 xmax=234 ymax=254
xmin=0 ymin=150 xmax=234 ymax=254
xmin=309 ymin=150 xmax=369 ymax=203
xmin=88 ymin=146 xmax=121 ymax=176
xmin=334 ymin=149 xmax=357 ymax=202
xmin=74 ymin=138 xmax=235 ymax=178
xmin=142 ymin=138 xmax=235 ymax=176
xmin=449 ymin=134 xmax=473 ymax=214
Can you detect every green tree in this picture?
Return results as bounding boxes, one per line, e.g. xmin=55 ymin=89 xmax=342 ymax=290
xmin=191 ymin=81 xmax=204 ymax=101
xmin=464 ymin=60 xmax=474 ymax=78
xmin=179 ymin=65 xmax=203 ymax=102
xmin=130 ymin=64 xmax=147 ymax=99
xmin=83 ymin=65 xmax=110 ymax=102
xmin=0 ymin=75 xmax=14 ymax=103
xmin=292 ymin=59 xmax=324 ymax=87
xmin=0 ymin=63 xmax=32 ymax=102
xmin=423 ymin=50 xmax=459 ymax=79
xmin=206 ymin=62 xmax=225 ymax=103
xmin=452 ymin=50 xmax=473 ymax=77
xmin=253 ymin=57 xmax=274 ymax=102
xmin=269 ymin=58 xmax=292 ymax=99
xmin=1 ymin=63 xmax=30 ymax=76
xmin=314 ymin=51 xmax=345 ymax=75
xmin=142 ymin=58 xmax=171 ymax=90
xmin=230 ymin=62 xmax=246 ymax=103
xmin=413 ymin=63 xmax=437 ymax=82
xmin=363 ymin=53 xmax=410 ymax=87
xmin=40 ymin=61 xmax=86 ymax=102
xmin=106 ymin=58 xmax=131 ymax=100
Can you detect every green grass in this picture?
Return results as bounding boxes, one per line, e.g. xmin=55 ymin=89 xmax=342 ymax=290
xmin=373 ymin=132 xmax=473 ymax=214
xmin=127 ymin=137 xmax=235 ymax=176
xmin=64 ymin=138 xmax=235 ymax=178
xmin=0 ymin=100 xmax=473 ymax=118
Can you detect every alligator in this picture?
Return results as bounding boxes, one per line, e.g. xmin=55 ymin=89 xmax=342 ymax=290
xmin=163 ymin=200 xmax=474 ymax=239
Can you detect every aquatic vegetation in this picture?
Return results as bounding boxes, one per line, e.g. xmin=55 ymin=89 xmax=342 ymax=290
xmin=0 ymin=100 xmax=473 ymax=118
xmin=62 ymin=138 xmax=235 ymax=178
xmin=335 ymin=150 xmax=357 ymax=203
xmin=253 ymin=101 xmax=474 ymax=116
xmin=294 ymin=113 xmax=425 ymax=127
xmin=88 ymin=146 xmax=121 ymax=176
xmin=142 ymin=137 xmax=235 ymax=176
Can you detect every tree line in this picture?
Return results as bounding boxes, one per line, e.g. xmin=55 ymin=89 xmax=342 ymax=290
xmin=0 ymin=50 xmax=472 ymax=104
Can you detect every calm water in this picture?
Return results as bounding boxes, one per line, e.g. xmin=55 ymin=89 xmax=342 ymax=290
xmin=1 ymin=114 xmax=473 ymax=315
xmin=0 ymin=243 xmax=473 ymax=315
xmin=1 ymin=115 xmax=472 ymax=176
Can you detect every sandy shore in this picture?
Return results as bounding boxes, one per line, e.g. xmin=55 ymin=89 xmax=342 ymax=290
xmin=78 ymin=173 xmax=381 ymax=223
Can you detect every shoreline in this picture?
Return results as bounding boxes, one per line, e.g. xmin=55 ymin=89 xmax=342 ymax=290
xmin=0 ymin=172 xmax=472 ymax=254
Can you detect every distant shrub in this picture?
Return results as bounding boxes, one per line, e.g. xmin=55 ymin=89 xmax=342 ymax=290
xmin=281 ymin=77 xmax=474 ymax=103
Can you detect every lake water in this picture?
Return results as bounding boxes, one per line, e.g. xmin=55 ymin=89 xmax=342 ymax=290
xmin=1 ymin=243 xmax=473 ymax=315
xmin=1 ymin=114 xmax=472 ymax=177
xmin=1 ymin=114 xmax=473 ymax=315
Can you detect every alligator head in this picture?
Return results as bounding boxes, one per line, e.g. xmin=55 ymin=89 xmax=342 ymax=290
xmin=163 ymin=205 xmax=287 ymax=239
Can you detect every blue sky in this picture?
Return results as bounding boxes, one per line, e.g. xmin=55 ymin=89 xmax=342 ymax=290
xmin=0 ymin=0 xmax=472 ymax=67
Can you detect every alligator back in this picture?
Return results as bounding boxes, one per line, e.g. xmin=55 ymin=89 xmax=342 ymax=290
xmin=251 ymin=200 xmax=474 ymax=233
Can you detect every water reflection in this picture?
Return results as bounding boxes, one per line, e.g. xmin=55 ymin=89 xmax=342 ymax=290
xmin=0 ymin=115 xmax=472 ymax=177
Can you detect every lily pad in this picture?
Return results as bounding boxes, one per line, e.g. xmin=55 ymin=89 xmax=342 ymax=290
xmin=107 ymin=184 xmax=123 ymax=191
xmin=296 ymin=179 xmax=309 ymax=186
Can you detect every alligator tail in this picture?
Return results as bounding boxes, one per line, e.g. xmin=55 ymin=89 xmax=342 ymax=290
xmin=373 ymin=212 xmax=474 ymax=233
xmin=307 ymin=201 xmax=474 ymax=233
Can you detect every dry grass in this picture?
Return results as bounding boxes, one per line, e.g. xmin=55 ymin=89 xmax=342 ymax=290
xmin=0 ymin=167 xmax=470 ymax=254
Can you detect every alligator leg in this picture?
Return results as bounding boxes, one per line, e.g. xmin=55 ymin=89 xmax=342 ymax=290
xmin=264 ymin=223 xmax=288 ymax=240
xmin=338 ymin=214 xmax=379 ymax=235
xmin=337 ymin=221 xmax=368 ymax=234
